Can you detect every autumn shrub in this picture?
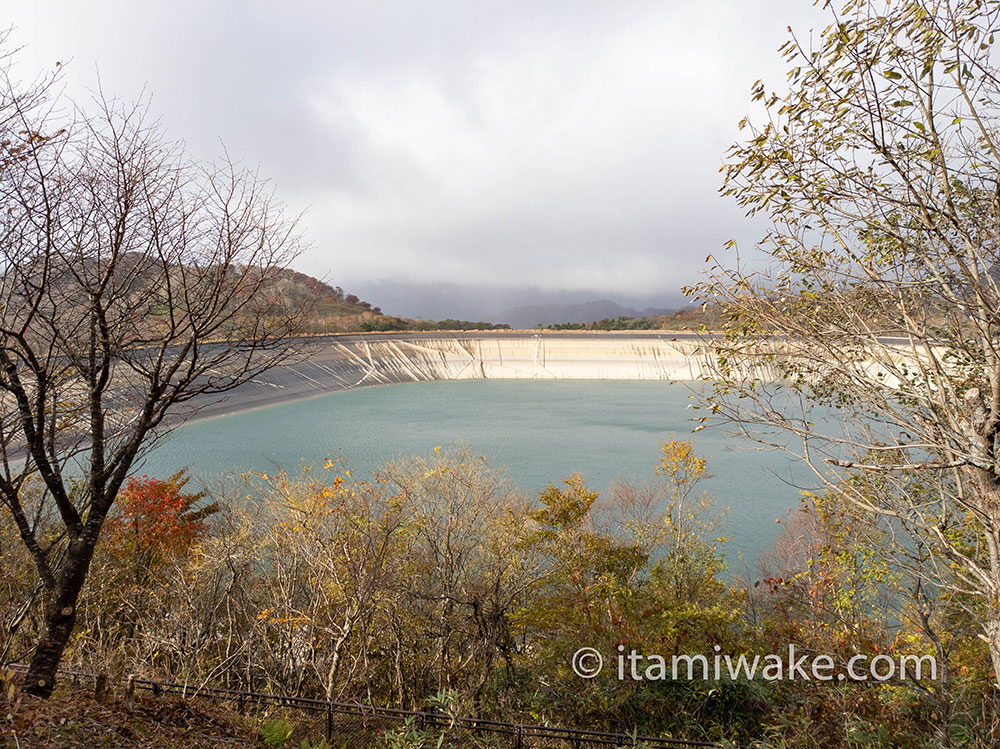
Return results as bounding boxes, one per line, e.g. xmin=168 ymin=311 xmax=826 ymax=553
xmin=102 ymin=471 xmax=217 ymax=582
xmin=0 ymin=500 xmax=42 ymax=665
xmin=747 ymin=489 xmax=1000 ymax=746
xmin=64 ymin=472 xmax=221 ymax=677
xmin=5 ymin=442 xmax=996 ymax=744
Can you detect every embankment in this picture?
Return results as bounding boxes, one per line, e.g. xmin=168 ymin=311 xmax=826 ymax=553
xmin=192 ymin=331 xmax=716 ymax=420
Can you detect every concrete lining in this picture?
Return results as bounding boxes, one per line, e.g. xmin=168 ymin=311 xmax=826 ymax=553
xmin=189 ymin=331 xmax=715 ymax=421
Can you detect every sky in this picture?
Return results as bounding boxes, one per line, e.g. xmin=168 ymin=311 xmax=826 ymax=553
xmin=4 ymin=1 xmax=829 ymax=319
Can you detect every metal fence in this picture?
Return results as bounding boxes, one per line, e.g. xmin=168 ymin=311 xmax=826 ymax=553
xmin=5 ymin=663 xmax=728 ymax=748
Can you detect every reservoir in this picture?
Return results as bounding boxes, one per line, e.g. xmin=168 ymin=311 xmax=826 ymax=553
xmin=140 ymin=379 xmax=816 ymax=570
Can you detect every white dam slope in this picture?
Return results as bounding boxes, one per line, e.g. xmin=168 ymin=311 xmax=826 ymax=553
xmin=194 ymin=332 xmax=714 ymax=419
xmin=331 ymin=332 xmax=713 ymax=383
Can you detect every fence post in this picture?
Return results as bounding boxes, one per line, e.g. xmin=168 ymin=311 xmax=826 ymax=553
xmin=326 ymin=704 xmax=333 ymax=743
xmin=514 ymin=723 xmax=523 ymax=749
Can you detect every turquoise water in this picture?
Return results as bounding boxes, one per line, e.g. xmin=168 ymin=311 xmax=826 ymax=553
xmin=139 ymin=380 xmax=817 ymax=570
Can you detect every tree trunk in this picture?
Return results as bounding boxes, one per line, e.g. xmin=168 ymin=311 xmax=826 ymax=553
xmin=21 ymin=592 xmax=80 ymax=697
xmin=21 ymin=537 xmax=96 ymax=698
xmin=985 ymin=615 xmax=1000 ymax=692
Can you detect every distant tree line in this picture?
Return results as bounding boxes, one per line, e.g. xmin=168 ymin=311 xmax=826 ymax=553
xmin=361 ymin=317 xmax=511 ymax=332
xmin=541 ymin=316 xmax=667 ymax=331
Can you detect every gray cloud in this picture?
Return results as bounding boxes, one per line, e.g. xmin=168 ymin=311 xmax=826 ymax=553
xmin=7 ymin=1 xmax=827 ymax=311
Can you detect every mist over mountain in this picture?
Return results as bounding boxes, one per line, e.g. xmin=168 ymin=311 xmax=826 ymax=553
xmin=496 ymin=300 xmax=676 ymax=329
xmin=342 ymin=280 xmax=686 ymax=325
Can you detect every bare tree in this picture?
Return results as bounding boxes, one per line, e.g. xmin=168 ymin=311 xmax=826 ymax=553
xmin=0 ymin=52 xmax=308 ymax=696
xmin=689 ymin=0 xmax=1000 ymax=687
xmin=249 ymin=466 xmax=407 ymax=701
xmin=383 ymin=447 xmax=538 ymax=713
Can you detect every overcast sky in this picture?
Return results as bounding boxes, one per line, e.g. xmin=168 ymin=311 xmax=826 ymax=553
xmin=6 ymin=1 xmax=828 ymax=317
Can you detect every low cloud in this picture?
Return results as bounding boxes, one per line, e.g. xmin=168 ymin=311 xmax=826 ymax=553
xmin=8 ymin=0 xmax=826 ymax=305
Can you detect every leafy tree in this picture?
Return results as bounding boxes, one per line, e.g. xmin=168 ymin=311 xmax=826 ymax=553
xmin=523 ymin=473 xmax=648 ymax=647
xmin=689 ymin=0 xmax=1000 ymax=688
xmin=105 ymin=471 xmax=216 ymax=578
xmin=636 ymin=441 xmax=736 ymax=657
xmin=513 ymin=442 xmax=752 ymax=737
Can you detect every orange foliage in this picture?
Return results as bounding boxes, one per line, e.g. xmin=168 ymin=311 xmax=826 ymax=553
xmin=105 ymin=472 xmax=213 ymax=564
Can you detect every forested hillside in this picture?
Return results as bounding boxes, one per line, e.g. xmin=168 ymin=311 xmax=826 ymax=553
xmin=277 ymin=270 xmax=510 ymax=333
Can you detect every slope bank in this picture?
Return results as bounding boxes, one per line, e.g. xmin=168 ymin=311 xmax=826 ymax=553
xmin=191 ymin=331 xmax=715 ymax=420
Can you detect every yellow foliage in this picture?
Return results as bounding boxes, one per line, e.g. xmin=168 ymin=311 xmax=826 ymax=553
xmin=655 ymin=439 xmax=707 ymax=483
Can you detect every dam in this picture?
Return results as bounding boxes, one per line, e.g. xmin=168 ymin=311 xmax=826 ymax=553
xmin=150 ymin=332 xmax=818 ymax=566
xmin=193 ymin=331 xmax=719 ymax=419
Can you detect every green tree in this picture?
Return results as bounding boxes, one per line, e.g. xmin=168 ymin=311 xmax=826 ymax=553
xmin=688 ymin=0 xmax=1000 ymax=692
xmin=513 ymin=441 xmax=747 ymax=736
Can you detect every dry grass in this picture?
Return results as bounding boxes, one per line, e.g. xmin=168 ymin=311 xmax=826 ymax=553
xmin=1 ymin=687 xmax=260 ymax=748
